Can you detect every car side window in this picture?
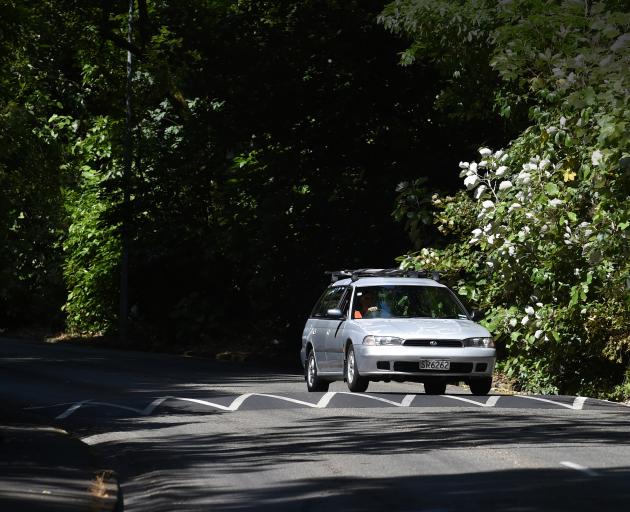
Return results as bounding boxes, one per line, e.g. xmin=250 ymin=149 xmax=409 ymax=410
xmin=312 ymin=286 xmax=345 ymax=318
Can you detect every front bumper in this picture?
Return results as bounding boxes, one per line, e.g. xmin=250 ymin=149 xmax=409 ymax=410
xmin=355 ymin=344 xmax=495 ymax=377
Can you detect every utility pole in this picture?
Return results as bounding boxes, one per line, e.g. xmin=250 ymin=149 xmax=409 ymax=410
xmin=120 ymin=0 xmax=133 ymax=343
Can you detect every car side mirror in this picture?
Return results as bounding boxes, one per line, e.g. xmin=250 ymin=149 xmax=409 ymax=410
xmin=327 ymin=308 xmax=345 ymax=319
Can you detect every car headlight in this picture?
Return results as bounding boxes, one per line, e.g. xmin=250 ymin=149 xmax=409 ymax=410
xmin=363 ymin=336 xmax=404 ymax=346
xmin=463 ymin=337 xmax=495 ymax=348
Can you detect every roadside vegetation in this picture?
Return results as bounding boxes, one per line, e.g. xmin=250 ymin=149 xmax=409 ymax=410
xmin=382 ymin=0 xmax=629 ymax=399
xmin=0 ymin=1 xmax=627 ymax=399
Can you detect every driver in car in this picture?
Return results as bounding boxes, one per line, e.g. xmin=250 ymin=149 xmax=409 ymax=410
xmin=353 ymin=290 xmax=379 ymax=319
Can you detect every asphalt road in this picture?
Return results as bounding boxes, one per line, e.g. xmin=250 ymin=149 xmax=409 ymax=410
xmin=1 ymin=337 xmax=629 ymax=511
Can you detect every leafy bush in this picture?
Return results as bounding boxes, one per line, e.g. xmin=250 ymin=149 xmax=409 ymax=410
xmin=387 ymin=0 xmax=630 ymax=398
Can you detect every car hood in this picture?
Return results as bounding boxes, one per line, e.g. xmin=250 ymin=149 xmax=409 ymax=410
xmin=355 ymin=318 xmax=491 ymax=340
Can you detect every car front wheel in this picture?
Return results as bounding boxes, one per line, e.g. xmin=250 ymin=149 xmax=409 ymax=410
xmin=345 ymin=345 xmax=369 ymax=392
xmin=469 ymin=377 xmax=492 ymax=396
xmin=306 ymin=351 xmax=329 ymax=392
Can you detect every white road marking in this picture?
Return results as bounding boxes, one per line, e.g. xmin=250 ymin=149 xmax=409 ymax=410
xmin=316 ymin=391 xmax=337 ymax=408
xmin=47 ymin=392 xmax=598 ymax=419
xmin=84 ymin=402 xmax=149 ymax=414
xmin=331 ymin=391 xmax=416 ymax=407
xmin=560 ymin=461 xmax=599 ymax=477
xmin=142 ymin=397 xmax=172 ymax=415
xmin=572 ymin=397 xmax=587 ymax=410
xmin=444 ymin=395 xmax=501 ymax=408
xmin=443 ymin=395 xmax=486 ymax=407
xmin=516 ymin=395 xmax=578 ymax=410
xmin=401 ymin=394 xmax=416 ymax=407
xmin=52 ymin=391 xmax=419 ymax=418
xmin=56 ymin=400 xmax=90 ymax=419
xmin=485 ymin=396 xmax=501 ymax=407
xmin=25 ymin=401 xmax=79 ymax=410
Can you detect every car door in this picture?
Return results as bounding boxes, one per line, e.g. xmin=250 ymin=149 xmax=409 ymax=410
xmin=310 ymin=286 xmax=345 ymax=372
xmin=323 ymin=286 xmax=351 ymax=374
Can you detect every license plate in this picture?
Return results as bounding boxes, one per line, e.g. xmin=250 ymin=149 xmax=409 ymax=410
xmin=419 ymin=359 xmax=450 ymax=371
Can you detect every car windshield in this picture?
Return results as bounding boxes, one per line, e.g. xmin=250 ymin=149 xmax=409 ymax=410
xmin=352 ymin=285 xmax=468 ymax=320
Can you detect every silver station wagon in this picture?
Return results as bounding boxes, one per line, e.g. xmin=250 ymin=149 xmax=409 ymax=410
xmin=300 ymin=269 xmax=496 ymax=395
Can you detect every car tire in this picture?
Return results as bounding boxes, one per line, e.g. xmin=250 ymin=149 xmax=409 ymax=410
xmin=305 ymin=350 xmax=329 ymax=392
xmin=424 ymin=381 xmax=447 ymax=395
xmin=345 ymin=345 xmax=369 ymax=392
xmin=469 ymin=377 xmax=492 ymax=396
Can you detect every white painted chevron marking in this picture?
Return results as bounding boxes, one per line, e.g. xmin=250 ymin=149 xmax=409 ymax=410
xmin=56 ymin=401 xmax=90 ymax=419
xmin=53 ymin=391 xmax=419 ymax=418
xmin=572 ymin=397 xmax=587 ymax=410
xmin=440 ymin=395 xmax=492 ymax=407
xmin=401 ymin=394 xmax=416 ymax=407
xmin=516 ymin=395 xmax=579 ymax=410
xmin=332 ymin=392 xmax=416 ymax=407
xmin=51 ymin=392 xmax=593 ymax=419
xmin=485 ymin=395 xmax=501 ymax=407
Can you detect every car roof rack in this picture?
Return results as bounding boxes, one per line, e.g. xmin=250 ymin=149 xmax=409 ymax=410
xmin=326 ymin=268 xmax=440 ymax=283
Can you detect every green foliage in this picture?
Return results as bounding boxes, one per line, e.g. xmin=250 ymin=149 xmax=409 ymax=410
xmin=3 ymin=0 xmax=472 ymax=342
xmin=389 ymin=0 xmax=630 ymax=399
xmin=53 ymin=116 xmax=122 ymax=335
xmin=0 ymin=104 xmax=66 ymax=326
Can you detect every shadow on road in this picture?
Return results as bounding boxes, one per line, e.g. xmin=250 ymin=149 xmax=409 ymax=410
xmin=85 ymin=410 xmax=630 ymax=511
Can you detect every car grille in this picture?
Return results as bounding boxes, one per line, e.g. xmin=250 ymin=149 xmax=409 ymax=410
xmin=393 ymin=361 xmax=473 ymax=373
xmin=403 ymin=339 xmax=463 ymax=348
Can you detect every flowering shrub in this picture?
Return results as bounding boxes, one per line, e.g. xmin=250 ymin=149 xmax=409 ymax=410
xmin=389 ymin=1 xmax=630 ymax=398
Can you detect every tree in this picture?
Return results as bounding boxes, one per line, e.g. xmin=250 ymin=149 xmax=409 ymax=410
xmin=384 ymin=0 xmax=630 ymax=398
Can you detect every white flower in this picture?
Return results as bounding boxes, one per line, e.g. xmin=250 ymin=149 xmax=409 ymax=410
xmin=459 ymin=161 xmax=470 ymax=169
xmin=496 ymin=165 xmax=508 ymax=176
xmin=478 ymin=160 xmax=488 ymax=168
xmin=479 ymin=147 xmax=492 ymax=156
xmin=481 ymin=200 xmax=495 ymax=209
xmin=509 ymin=318 xmax=517 ymax=327
xmin=591 ymin=150 xmax=603 ymax=166
xmin=498 ymin=180 xmax=513 ymax=191
xmin=472 ymin=228 xmax=482 ymax=236
xmin=494 ymin=150 xmax=504 ymax=159
xmin=549 ymin=199 xmax=563 ymax=207
xmin=525 ymin=306 xmax=535 ymax=315
xmin=521 ymin=316 xmax=530 ymax=325
xmin=536 ymin=302 xmax=543 ymax=307
xmin=508 ymin=245 xmax=516 ymax=256
xmin=534 ymin=330 xmax=543 ymax=339
xmin=517 ymin=172 xmax=531 ymax=185
xmin=470 ymin=162 xmax=478 ymax=172
xmin=474 ymin=184 xmax=487 ymax=199
xmin=483 ymin=223 xmax=492 ymax=232
xmin=539 ymin=159 xmax=551 ymax=170
xmin=508 ymin=203 xmax=522 ymax=212
xmin=464 ymin=175 xmax=479 ymax=189
xmin=486 ymin=261 xmax=494 ymax=268
xmin=487 ymin=234 xmax=496 ymax=245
